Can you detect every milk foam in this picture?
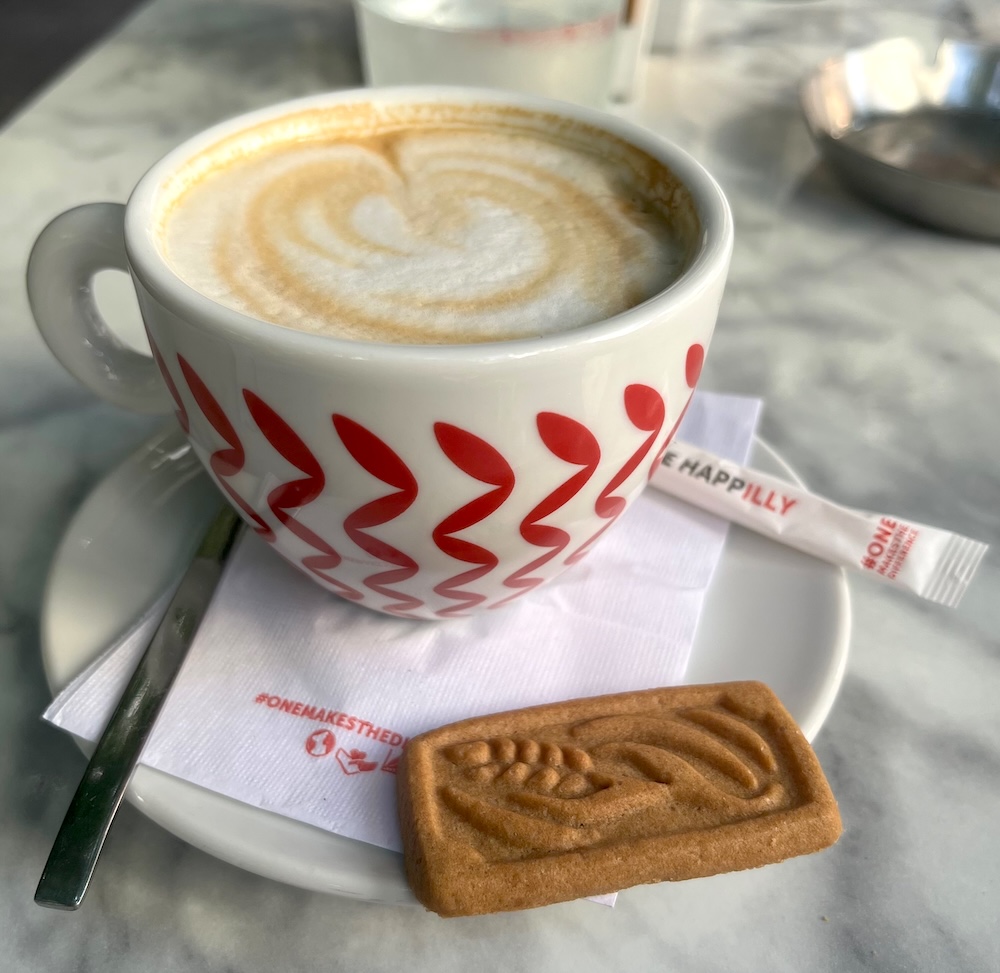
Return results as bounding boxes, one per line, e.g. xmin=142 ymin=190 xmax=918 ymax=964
xmin=160 ymin=104 xmax=695 ymax=344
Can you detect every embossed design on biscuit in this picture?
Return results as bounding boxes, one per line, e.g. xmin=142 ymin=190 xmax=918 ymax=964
xmin=397 ymin=682 xmax=843 ymax=916
xmin=433 ymin=699 xmax=789 ymax=859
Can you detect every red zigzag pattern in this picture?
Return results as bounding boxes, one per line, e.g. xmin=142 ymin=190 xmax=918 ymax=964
xmin=491 ymin=412 xmax=601 ymax=610
xmin=646 ymin=343 xmax=705 ymax=479
xmin=431 ymin=423 xmax=516 ymax=617
xmin=177 ymin=356 xmax=274 ymax=540
xmin=565 ymin=383 xmax=665 ymax=566
xmin=332 ymin=415 xmax=423 ymax=618
xmin=148 ymin=337 xmax=189 ymax=434
xmin=244 ymin=392 xmax=363 ymax=603
xmin=158 ymin=342 xmax=705 ymax=614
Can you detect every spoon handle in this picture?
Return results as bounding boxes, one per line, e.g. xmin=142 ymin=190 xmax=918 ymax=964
xmin=35 ymin=505 xmax=243 ymax=910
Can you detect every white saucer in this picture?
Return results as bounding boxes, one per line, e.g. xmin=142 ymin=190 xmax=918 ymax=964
xmin=41 ymin=425 xmax=850 ymax=904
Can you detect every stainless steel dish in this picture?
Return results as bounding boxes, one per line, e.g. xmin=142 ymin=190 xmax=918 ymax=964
xmin=800 ymin=36 xmax=1000 ymax=239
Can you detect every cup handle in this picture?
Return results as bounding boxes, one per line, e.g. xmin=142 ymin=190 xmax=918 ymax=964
xmin=27 ymin=203 xmax=172 ymax=415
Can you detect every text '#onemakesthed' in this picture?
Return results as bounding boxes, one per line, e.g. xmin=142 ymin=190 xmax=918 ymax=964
xmin=253 ymin=693 xmax=407 ymax=747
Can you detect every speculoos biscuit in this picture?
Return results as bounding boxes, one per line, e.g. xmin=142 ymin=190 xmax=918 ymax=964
xmin=397 ymin=681 xmax=841 ymax=916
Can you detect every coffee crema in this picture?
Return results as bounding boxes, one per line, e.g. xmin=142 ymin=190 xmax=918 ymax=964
xmin=158 ymin=102 xmax=698 ymax=344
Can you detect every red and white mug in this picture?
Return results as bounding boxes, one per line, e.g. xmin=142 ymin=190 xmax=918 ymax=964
xmin=27 ymin=87 xmax=733 ymax=620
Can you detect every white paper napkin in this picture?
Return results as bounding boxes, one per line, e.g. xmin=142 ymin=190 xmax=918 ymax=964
xmin=45 ymin=391 xmax=761 ymax=863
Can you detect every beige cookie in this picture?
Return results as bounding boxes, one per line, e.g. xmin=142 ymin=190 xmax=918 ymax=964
xmin=397 ymin=681 xmax=842 ymax=917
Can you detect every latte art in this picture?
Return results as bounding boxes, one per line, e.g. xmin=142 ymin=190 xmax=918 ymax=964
xmin=159 ymin=104 xmax=696 ymax=344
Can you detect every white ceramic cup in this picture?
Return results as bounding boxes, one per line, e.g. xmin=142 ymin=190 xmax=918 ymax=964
xmin=27 ymin=87 xmax=733 ymax=620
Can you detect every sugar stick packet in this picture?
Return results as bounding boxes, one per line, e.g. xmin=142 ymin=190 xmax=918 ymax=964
xmin=650 ymin=440 xmax=987 ymax=608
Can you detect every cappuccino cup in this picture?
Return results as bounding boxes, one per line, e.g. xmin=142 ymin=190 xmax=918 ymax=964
xmin=28 ymin=87 xmax=733 ymax=620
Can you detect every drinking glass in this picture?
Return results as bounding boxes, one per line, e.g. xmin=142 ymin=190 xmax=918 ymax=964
xmin=354 ymin=0 xmax=624 ymax=108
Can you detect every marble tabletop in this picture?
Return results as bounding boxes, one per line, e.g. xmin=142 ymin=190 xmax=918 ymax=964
xmin=3 ymin=1 xmax=998 ymax=970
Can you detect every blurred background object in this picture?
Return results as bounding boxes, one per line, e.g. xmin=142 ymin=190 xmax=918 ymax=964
xmin=353 ymin=0 xmax=624 ymax=107
xmin=801 ymin=35 xmax=1000 ymax=239
xmin=0 ymin=0 xmax=143 ymax=122
xmin=631 ymin=0 xmax=1000 ymax=233
xmin=640 ymin=1 xmax=855 ymax=231
xmin=609 ymin=0 xmax=660 ymax=102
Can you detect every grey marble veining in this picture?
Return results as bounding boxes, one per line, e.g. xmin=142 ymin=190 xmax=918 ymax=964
xmin=2 ymin=1 xmax=999 ymax=970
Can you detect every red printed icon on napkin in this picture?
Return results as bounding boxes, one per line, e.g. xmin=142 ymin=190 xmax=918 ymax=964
xmin=305 ymin=729 xmax=335 ymax=757
xmin=336 ymin=748 xmax=378 ymax=774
